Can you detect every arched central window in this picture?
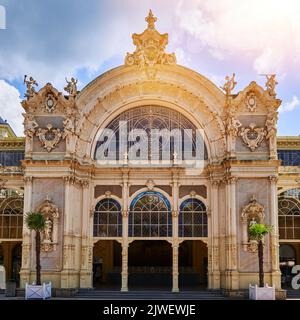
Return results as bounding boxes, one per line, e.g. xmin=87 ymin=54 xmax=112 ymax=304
xmin=278 ymin=189 xmax=300 ymax=240
xmin=179 ymin=198 xmax=207 ymax=237
xmin=93 ymin=198 xmax=122 ymax=237
xmin=94 ymin=105 xmax=208 ymax=161
xmin=0 ymin=189 xmax=23 ymax=239
xmin=129 ymin=191 xmax=172 ymax=237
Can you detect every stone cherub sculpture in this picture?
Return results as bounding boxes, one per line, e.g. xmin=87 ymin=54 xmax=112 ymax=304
xmin=43 ymin=217 xmax=53 ymax=242
xmin=64 ymin=77 xmax=78 ymax=97
xmin=221 ymin=73 xmax=237 ymax=95
xmin=24 ymin=75 xmax=38 ymax=99
xmin=265 ymin=74 xmax=278 ymax=96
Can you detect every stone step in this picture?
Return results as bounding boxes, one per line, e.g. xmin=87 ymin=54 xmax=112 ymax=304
xmin=75 ymin=290 xmax=226 ymax=300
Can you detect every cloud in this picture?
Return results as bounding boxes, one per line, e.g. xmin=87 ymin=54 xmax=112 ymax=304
xmin=0 ymin=0 xmax=155 ymax=88
xmin=175 ymin=0 xmax=300 ymax=74
xmin=279 ymin=95 xmax=300 ymax=113
xmin=0 ymin=80 xmax=23 ymax=136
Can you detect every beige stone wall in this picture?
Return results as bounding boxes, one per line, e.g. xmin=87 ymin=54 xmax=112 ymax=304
xmin=237 ymin=179 xmax=272 ymax=273
xmin=31 ymin=178 xmax=64 ymax=272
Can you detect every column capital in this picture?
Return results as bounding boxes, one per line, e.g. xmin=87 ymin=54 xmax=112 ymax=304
xmin=80 ymin=179 xmax=90 ymax=188
xmin=211 ymin=178 xmax=222 ymax=187
xmin=269 ymin=175 xmax=278 ymax=184
xmin=224 ymin=175 xmax=238 ymax=184
xmin=23 ymin=175 xmax=33 ymax=184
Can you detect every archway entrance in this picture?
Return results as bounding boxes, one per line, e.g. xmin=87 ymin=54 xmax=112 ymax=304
xmin=279 ymin=243 xmax=298 ymax=288
xmin=0 ymin=241 xmax=22 ymax=286
xmin=128 ymin=240 xmax=172 ymax=290
xmin=179 ymin=240 xmax=208 ymax=290
xmin=93 ymin=240 xmax=121 ymax=290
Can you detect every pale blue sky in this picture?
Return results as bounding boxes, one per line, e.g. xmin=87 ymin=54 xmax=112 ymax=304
xmin=0 ymin=0 xmax=299 ymax=136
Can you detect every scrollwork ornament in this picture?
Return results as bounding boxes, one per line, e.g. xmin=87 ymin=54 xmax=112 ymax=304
xmin=36 ymin=124 xmax=64 ymax=152
xmin=239 ymin=123 xmax=266 ymax=151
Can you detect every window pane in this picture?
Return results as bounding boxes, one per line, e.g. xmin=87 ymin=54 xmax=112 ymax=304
xmin=179 ymin=199 xmax=207 ymax=238
xmin=129 ymin=192 xmax=171 ymax=237
xmin=93 ymin=199 xmax=122 ymax=237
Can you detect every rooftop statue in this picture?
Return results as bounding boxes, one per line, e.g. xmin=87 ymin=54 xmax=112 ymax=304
xmin=221 ymin=73 xmax=237 ymax=96
xmin=24 ymin=75 xmax=38 ymax=99
xmin=265 ymin=74 xmax=278 ymax=96
xmin=64 ymin=77 xmax=78 ymax=97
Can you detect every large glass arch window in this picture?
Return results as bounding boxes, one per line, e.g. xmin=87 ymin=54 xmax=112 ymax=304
xmin=0 ymin=189 xmax=24 ymax=239
xmin=179 ymin=198 xmax=207 ymax=237
xmin=94 ymin=105 xmax=208 ymax=161
xmin=129 ymin=191 xmax=172 ymax=237
xmin=278 ymin=189 xmax=300 ymax=239
xmin=93 ymin=198 xmax=122 ymax=237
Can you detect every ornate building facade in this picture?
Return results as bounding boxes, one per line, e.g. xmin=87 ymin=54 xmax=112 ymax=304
xmin=0 ymin=12 xmax=300 ymax=292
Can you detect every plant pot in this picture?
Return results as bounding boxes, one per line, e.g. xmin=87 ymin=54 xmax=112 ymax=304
xmin=25 ymin=282 xmax=52 ymax=300
xmin=5 ymin=280 xmax=16 ymax=297
xmin=249 ymin=284 xmax=275 ymax=300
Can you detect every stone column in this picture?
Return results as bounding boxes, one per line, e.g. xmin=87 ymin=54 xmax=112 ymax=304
xmin=209 ymin=179 xmax=221 ymax=289
xmin=121 ymin=242 xmax=129 ymax=292
xmin=225 ymin=176 xmax=239 ymax=290
xmin=171 ymin=170 xmax=179 ymax=292
xmin=121 ymin=168 xmax=129 ymax=291
xmin=20 ymin=176 xmax=33 ymax=287
xmin=80 ymin=179 xmax=93 ymax=288
xmin=172 ymin=243 xmax=179 ymax=292
xmin=269 ymin=175 xmax=281 ymax=287
xmin=61 ymin=176 xmax=76 ymax=288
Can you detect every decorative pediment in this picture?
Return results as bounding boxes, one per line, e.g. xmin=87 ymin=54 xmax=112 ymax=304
xmin=125 ymin=10 xmax=176 ymax=69
xmin=230 ymin=81 xmax=281 ymax=114
xmin=21 ymin=82 xmax=76 ymax=115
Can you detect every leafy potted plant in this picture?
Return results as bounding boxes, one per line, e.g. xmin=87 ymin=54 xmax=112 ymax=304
xmin=248 ymin=223 xmax=275 ymax=300
xmin=25 ymin=212 xmax=51 ymax=299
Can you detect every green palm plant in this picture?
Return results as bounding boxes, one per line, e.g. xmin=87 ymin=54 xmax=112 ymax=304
xmin=249 ymin=223 xmax=273 ymax=287
xmin=25 ymin=212 xmax=46 ymax=285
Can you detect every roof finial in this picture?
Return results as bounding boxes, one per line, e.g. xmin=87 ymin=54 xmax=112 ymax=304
xmin=145 ymin=9 xmax=157 ymax=29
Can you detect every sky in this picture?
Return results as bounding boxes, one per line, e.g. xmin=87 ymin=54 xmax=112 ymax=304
xmin=0 ymin=0 xmax=300 ymax=136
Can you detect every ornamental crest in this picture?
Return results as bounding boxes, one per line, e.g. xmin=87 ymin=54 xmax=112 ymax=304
xmin=36 ymin=124 xmax=64 ymax=152
xmin=239 ymin=123 xmax=266 ymax=151
xmin=125 ymin=10 xmax=176 ymax=68
xmin=245 ymin=91 xmax=257 ymax=112
xmin=44 ymin=92 xmax=58 ymax=113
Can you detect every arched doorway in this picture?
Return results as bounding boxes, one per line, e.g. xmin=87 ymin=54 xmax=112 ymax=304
xmin=0 ymin=189 xmax=23 ymax=286
xmin=93 ymin=240 xmax=121 ymax=289
xmin=278 ymin=189 xmax=300 ymax=288
xmin=92 ymin=197 xmax=122 ymax=289
xmin=179 ymin=240 xmax=208 ymax=289
xmin=178 ymin=198 xmax=208 ymax=289
xmin=279 ymin=244 xmax=296 ymax=288
xmin=128 ymin=240 xmax=172 ymax=290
